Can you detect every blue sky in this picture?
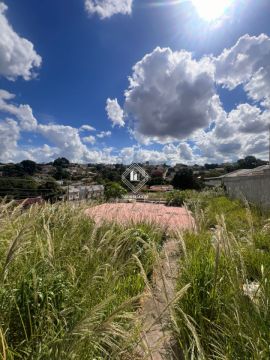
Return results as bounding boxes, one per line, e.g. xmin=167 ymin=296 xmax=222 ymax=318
xmin=1 ymin=0 xmax=270 ymax=164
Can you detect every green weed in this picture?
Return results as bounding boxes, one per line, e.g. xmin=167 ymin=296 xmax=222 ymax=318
xmin=0 ymin=202 xmax=163 ymax=359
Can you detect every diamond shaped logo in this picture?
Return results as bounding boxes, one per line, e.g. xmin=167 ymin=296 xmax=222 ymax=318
xmin=122 ymin=163 xmax=150 ymax=194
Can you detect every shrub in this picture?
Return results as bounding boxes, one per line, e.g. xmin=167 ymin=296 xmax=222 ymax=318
xmin=166 ymin=191 xmax=186 ymax=206
xmin=104 ymin=182 xmax=127 ymax=200
xmin=173 ymin=191 xmax=270 ymax=359
xmin=0 ymin=201 xmax=163 ymax=359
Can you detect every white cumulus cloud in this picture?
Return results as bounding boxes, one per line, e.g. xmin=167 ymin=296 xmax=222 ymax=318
xmin=124 ymin=47 xmax=217 ymax=144
xmin=97 ymin=130 xmax=112 ymax=138
xmin=0 ymin=90 xmax=99 ymax=163
xmin=0 ymin=118 xmax=20 ymax=162
xmin=0 ymin=89 xmax=38 ymax=131
xmin=0 ymin=2 xmax=41 ymax=80
xmin=80 ymin=124 xmax=96 ymax=132
xmin=106 ymin=98 xmax=125 ymax=127
xmin=82 ymin=135 xmax=96 ymax=144
xmin=215 ymin=33 xmax=270 ymax=108
xmin=215 ymin=34 xmax=270 ymax=89
xmin=37 ymin=124 xmax=91 ymax=163
xmin=3 ymin=31 xmax=270 ymax=164
xmin=85 ymin=0 xmax=133 ymax=19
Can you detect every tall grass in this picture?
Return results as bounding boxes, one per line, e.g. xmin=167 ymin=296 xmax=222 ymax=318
xmin=173 ymin=192 xmax=270 ymax=359
xmin=0 ymin=201 xmax=164 ymax=359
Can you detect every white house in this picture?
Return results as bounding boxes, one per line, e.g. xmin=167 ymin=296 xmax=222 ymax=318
xmin=67 ymin=185 xmax=104 ymax=201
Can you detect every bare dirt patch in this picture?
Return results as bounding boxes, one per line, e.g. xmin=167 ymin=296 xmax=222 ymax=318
xmin=85 ymin=203 xmax=193 ymax=232
xmin=85 ymin=203 xmax=193 ymax=359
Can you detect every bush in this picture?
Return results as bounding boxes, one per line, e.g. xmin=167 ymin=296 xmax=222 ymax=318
xmin=104 ymin=182 xmax=127 ymax=200
xmin=173 ymin=191 xmax=270 ymax=359
xmin=0 ymin=202 xmax=164 ymax=359
xmin=166 ymin=191 xmax=186 ymax=206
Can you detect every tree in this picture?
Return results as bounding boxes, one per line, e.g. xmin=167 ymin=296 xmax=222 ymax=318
xmin=105 ymin=182 xmax=127 ymax=200
xmin=204 ymin=163 xmax=219 ymax=170
xmin=206 ymin=169 xmax=223 ymax=178
xmin=54 ymin=166 xmax=70 ymax=180
xmin=2 ymin=164 xmax=26 ymax=177
xmin=38 ymin=181 xmax=63 ymax=201
xmin=224 ymin=164 xmax=236 ymax=173
xmin=171 ymin=168 xmax=201 ymax=190
xmin=0 ymin=178 xmax=38 ymax=199
xmin=53 ymin=157 xmax=70 ymax=168
xmin=148 ymin=177 xmax=167 ymax=186
xmin=237 ymin=156 xmax=266 ymax=169
xmin=20 ymin=160 xmax=38 ymax=175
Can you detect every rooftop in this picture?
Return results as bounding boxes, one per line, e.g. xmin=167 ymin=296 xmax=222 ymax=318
xmin=205 ymin=165 xmax=270 ymax=180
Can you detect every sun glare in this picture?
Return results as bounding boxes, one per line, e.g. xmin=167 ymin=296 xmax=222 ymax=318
xmin=191 ymin=0 xmax=233 ymax=21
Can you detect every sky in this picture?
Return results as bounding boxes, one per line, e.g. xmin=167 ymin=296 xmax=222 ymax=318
xmin=1 ymin=0 xmax=270 ymax=165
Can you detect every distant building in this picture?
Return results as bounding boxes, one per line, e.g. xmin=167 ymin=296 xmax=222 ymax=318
xmin=204 ymin=169 xmax=254 ymax=187
xmin=67 ymin=184 xmax=104 ymax=201
xmin=204 ymin=165 xmax=270 ymax=209
xmin=204 ymin=177 xmax=223 ymax=187
xmin=222 ymin=165 xmax=270 ymax=209
xmin=67 ymin=187 xmax=80 ymax=201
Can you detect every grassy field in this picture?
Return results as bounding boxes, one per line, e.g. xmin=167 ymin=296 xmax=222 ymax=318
xmin=173 ymin=191 xmax=270 ymax=359
xmin=0 ymin=201 xmax=165 ymax=359
xmin=2 ymin=191 xmax=270 ymax=359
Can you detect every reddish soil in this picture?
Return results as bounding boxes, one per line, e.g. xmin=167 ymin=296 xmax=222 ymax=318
xmin=85 ymin=203 xmax=193 ymax=232
xmin=86 ymin=202 xmax=194 ymax=358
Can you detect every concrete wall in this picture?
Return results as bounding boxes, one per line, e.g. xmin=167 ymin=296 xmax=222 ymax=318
xmin=205 ymin=178 xmax=222 ymax=187
xmin=223 ymin=170 xmax=270 ymax=209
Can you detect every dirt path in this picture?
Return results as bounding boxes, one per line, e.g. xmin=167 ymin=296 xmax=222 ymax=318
xmin=85 ymin=203 xmax=193 ymax=359
xmin=136 ymin=236 xmax=184 ymax=360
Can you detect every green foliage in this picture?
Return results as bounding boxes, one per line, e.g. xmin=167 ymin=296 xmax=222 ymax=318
xmin=94 ymin=166 xmax=125 ymax=184
xmin=237 ymin=155 xmax=266 ymax=169
xmin=147 ymin=176 xmax=168 ymax=186
xmin=0 ymin=201 xmax=163 ymax=359
xmin=171 ymin=168 xmax=202 ymax=190
xmin=38 ymin=180 xmax=63 ymax=201
xmin=204 ymin=196 xmax=258 ymax=231
xmin=0 ymin=177 xmax=38 ymax=198
xmin=0 ymin=178 xmax=63 ymax=201
xmin=166 ymin=191 xmax=186 ymax=206
xmin=20 ymin=160 xmax=38 ymax=176
xmin=53 ymin=157 xmax=70 ymax=168
xmin=173 ymin=191 xmax=270 ymax=359
xmin=104 ymin=182 xmax=127 ymax=200
xmin=54 ymin=166 xmax=70 ymax=180
xmin=2 ymin=161 xmax=39 ymax=177
xmin=2 ymin=164 xmax=26 ymax=177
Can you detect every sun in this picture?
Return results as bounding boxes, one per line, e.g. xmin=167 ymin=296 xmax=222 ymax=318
xmin=191 ymin=0 xmax=233 ymax=21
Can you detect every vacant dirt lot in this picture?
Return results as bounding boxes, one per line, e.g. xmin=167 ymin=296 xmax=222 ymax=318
xmin=85 ymin=202 xmax=193 ymax=232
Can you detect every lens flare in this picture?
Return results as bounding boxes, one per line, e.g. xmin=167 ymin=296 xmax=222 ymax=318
xmin=191 ymin=0 xmax=233 ymax=21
